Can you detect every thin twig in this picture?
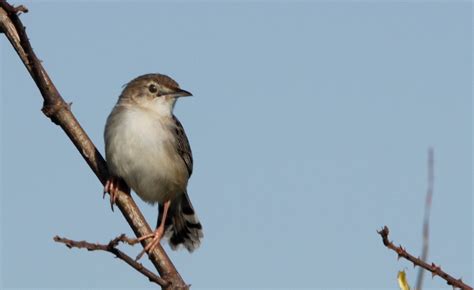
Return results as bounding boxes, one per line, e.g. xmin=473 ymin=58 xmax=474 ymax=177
xmin=54 ymin=234 xmax=169 ymax=287
xmin=416 ymin=148 xmax=434 ymax=290
xmin=0 ymin=1 xmax=187 ymax=288
xmin=12 ymin=4 xmax=27 ymax=13
xmin=377 ymin=226 xmax=472 ymax=290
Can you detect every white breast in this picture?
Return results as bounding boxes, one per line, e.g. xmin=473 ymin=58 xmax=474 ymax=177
xmin=105 ymin=106 xmax=188 ymax=204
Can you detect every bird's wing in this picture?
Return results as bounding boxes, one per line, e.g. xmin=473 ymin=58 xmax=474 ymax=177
xmin=172 ymin=115 xmax=193 ymax=177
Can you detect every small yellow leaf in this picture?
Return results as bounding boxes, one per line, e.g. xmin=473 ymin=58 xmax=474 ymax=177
xmin=398 ymin=270 xmax=411 ymax=290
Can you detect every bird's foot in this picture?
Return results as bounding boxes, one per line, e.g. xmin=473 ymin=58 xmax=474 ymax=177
xmin=135 ymin=226 xmax=165 ymax=261
xmin=103 ymin=177 xmax=122 ymax=211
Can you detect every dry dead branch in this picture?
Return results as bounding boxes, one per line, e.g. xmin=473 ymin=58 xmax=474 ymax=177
xmin=0 ymin=1 xmax=188 ymax=288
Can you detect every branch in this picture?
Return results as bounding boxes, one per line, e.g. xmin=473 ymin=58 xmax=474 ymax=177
xmin=0 ymin=1 xmax=187 ymax=288
xmin=54 ymin=234 xmax=169 ymax=287
xmin=416 ymin=148 xmax=434 ymax=290
xmin=377 ymin=226 xmax=472 ymax=290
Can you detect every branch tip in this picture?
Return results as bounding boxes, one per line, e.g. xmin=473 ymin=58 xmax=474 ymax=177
xmin=14 ymin=4 xmax=28 ymax=14
xmin=377 ymin=225 xmax=472 ymax=290
xmin=53 ymin=234 xmax=169 ymax=287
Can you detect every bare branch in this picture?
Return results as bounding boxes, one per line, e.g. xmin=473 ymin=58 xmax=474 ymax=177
xmin=0 ymin=1 xmax=187 ymax=288
xmin=12 ymin=3 xmax=27 ymax=13
xmin=416 ymin=148 xmax=434 ymax=290
xmin=377 ymin=226 xmax=472 ymax=290
xmin=54 ymin=234 xmax=169 ymax=287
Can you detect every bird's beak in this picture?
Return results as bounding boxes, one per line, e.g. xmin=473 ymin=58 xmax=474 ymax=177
xmin=169 ymin=88 xmax=193 ymax=98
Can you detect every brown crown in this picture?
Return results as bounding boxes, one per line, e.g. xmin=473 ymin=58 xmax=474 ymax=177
xmin=126 ymin=73 xmax=180 ymax=89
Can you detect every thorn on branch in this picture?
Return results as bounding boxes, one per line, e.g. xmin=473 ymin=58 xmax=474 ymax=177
xmin=377 ymin=225 xmax=472 ymax=290
xmin=396 ymin=246 xmax=406 ymax=260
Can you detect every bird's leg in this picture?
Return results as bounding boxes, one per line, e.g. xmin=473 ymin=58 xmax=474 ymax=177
xmin=103 ymin=177 xmax=128 ymax=211
xmin=135 ymin=200 xmax=171 ymax=261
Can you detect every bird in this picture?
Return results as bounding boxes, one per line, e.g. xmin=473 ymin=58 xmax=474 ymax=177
xmin=104 ymin=73 xmax=202 ymax=258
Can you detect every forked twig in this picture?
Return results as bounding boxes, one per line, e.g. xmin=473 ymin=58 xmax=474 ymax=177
xmin=54 ymin=234 xmax=169 ymax=287
xmin=0 ymin=1 xmax=187 ymax=288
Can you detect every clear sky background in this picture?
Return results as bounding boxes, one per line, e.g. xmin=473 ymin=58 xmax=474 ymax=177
xmin=0 ymin=1 xmax=471 ymax=289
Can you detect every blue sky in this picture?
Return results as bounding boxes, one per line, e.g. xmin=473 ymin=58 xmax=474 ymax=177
xmin=1 ymin=1 xmax=472 ymax=289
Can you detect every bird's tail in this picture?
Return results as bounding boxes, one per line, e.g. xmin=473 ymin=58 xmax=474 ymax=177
xmin=159 ymin=192 xmax=203 ymax=252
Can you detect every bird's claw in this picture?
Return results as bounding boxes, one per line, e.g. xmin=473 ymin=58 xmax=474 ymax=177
xmin=103 ymin=177 xmax=120 ymax=211
xmin=134 ymin=227 xmax=165 ymax=261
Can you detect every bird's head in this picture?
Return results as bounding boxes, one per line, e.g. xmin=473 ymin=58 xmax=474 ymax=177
xmin=119 ymin=73 xmax=192 ymax=115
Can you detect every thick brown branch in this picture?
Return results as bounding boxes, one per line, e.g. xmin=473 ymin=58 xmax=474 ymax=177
xmin=0 ymin=1 xmax=187 ymax=289
xmin=378 ymin=226 xmax=472 ymax=290
xmin=54 ymin=234 xmax=169 ymax=287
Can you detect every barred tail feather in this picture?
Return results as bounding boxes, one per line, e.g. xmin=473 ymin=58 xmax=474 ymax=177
xmin=160 ymin=193 xmax=203 ymax=252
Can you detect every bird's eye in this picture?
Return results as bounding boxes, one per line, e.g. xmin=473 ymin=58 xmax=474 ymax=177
xmin=148 ymin=84 xmax=158 ymax=93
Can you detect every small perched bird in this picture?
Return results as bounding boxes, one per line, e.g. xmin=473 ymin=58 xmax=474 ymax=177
xmin=104 ymin=73 xmax=202 ymax=257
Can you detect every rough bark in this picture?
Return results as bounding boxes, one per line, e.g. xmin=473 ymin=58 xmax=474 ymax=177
xmin=0 ymin=1 xmax=188 ymax=289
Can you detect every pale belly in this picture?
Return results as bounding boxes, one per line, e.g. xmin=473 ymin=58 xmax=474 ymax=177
xmin=105 ymin=107 xmax=188 ymax=204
